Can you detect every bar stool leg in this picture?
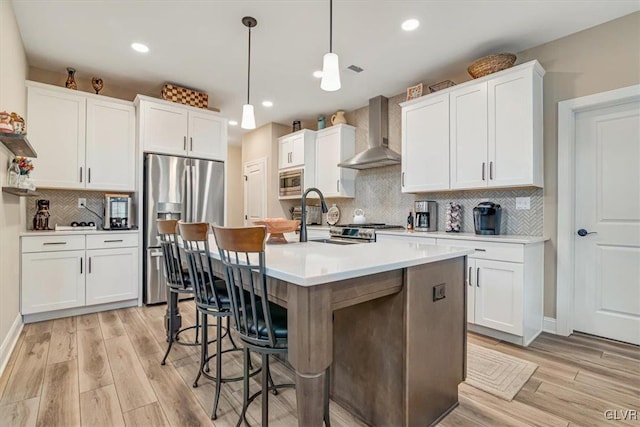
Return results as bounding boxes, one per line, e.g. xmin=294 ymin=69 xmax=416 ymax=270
xmin=161 ymin=293 xmax=174 ymax=366
xmin=226 ymin=316 xmax=238 ymax=350
xmin=267 ymin=361 xmax=278 ymax=395
xmin=237 ymin=347 xmax=250 ymax=427
xmin=211 ymin=318 xmax=223 ymax=420
xmin=193 ymin=312 xmax=207 ymax=387
xmin=262 ymin=353 xmax=269 ymax=427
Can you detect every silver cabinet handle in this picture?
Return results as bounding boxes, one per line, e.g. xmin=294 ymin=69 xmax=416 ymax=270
xmin=475 ymin=248 xmax=486 ymax=252
xmin=190 ymin=137 xmax=193 ymax=151
xmin=80 ymin=167 xmax=83 ymax=183
xmin=336 ymin=179 xmax=340 ymax=192
xmin=402 ymin=172 xmax=405 ymax=187
xmin=88 ymin=167 xmax=91 ymax=183
xmin=482 ymin=162 xmax=486 ymax=181
xmin=468 ymin=266 xmax=472 ymax=286
xmin=43 ymin=242 xmax=67 ymax=246
xmin=489 ymin=161 xmax=494 ymax=180
xmin=476 ymin=268 xmax=480 ymax=287
xmin=80 ymin=257 xmax=83 ymax=274
xmin=88 ymin=257 xmax=92 ymax=274
xmin=183 ymin=136 xmax=187 ymax=151
xmin=104 ymin=239 xmax=124 ymax=243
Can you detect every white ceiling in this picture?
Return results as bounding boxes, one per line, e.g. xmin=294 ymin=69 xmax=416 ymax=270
xmin=12 ymin=0 xmax=639 ymax=145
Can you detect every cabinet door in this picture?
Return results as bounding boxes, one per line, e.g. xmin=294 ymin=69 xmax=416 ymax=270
xmin=279 ymin=139 xmax=292 ymax=169
xmin=474 ymin=259 xmax=524 ymax=335
xmin=141 ymin=101 xmax=189 ymax=156
xmin=402 ymin=93 xmax=450 ymax=192
xmin=290 ymin=135 xmax=306 ymax=167
xmin=315 ymin=130 xmax=341 ymax=197
xmin=86 ymin=247 xmax=138 ymax=305
xmin=86 ymin=99 xmax=136 ymax=191
xmin=188 ymin=110 xmax=227 ymax=161
xmin=466 ymin=258 xmax=476 ymax=324
xmin=450 ymin=82 xmax=488 ymax=189
xmin=21 ymin=250 xmax=85 ymax=314
xmin=488 ymin=70 xmax=534 ymax=187
xmin=27 ymin=86 xmax=86 ymax=188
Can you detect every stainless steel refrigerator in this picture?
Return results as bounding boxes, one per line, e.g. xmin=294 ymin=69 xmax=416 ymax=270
xmin=144 ymin=153 xmax=225 ymax=304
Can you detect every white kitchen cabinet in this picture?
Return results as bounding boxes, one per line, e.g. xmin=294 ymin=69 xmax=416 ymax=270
xmin=26 ymin=81 xmax=136 ymax=191
xmin=137 ymin=96 xmax=227 ymax=161
xmin=450 ymin=81 xmax=488 ymax=190
xmin=401 ymin=92 xmax=450 ymax=192
xmin=279 ymin=130 xmax=314 ymax=170
xmin=315 ymin=125 xmax=356 ymax=198
xmin=86 ymin=247 xmax=138 ymax=305
xmin=21 ymin=250 xmax=85 ymax=315
xmin=86 ymin=98 xmax=136 ymax=191
xmin=27 ymin=84 xmax=86 ymax=189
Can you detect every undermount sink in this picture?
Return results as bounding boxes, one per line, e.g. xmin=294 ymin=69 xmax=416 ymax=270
xmin=309 ymin=238 xmax=357 ymax=245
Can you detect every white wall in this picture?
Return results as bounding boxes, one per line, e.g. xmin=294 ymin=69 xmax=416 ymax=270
xmin=0 ymin=0 xmax=28 ymax=370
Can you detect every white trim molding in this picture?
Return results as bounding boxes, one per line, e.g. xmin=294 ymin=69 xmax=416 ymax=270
xmin=556 ymin=84 xmax=640 ymax=337
xmin=0 ymin=314 xmax=23 ymax=377
xmin=543 ymin=317 xmax=557 ymax=334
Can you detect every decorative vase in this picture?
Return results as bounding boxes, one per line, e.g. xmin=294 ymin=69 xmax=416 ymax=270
xmin=65 ymin=67 xmax=77 ymax=90
xmin=7 ymin=160 xmax=19 ymax=187
xmin=446 ymin=202 xmax=462 ymax=232
xmin=331 ymin=110 xmax=347 ymax=125
xmin=292 ymin=120 xmax=301 ymax=132
xmin=91 ymin=77 xmax=104 ymax=94
xmin=317 ymin=115 xmax=326 ymax=130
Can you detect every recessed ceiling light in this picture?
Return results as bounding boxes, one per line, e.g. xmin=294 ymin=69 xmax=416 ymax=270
xmin=401 ymin=19 xmax=420 ymax=31
xmin=131 ymin=42 xmax=149 ymax=53
xmin=228 ymin=120 xmax=238 ymax=126
xmin=262 ymin=100 xmax=273 ymax=107
xmin=313 ymin=70 xmax=323 ymax=78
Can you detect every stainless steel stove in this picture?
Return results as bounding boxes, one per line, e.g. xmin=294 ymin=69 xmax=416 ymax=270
xmin=329 ymin=223 xmax=404 ymax=243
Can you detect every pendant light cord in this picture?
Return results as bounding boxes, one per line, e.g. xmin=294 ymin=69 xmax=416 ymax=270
xmin=329 ymin=0 xmax=333 ymax=53
xmin=247 ymin=26 xmax=252 ymax=104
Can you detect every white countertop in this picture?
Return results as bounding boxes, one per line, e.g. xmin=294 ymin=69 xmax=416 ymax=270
xmin=376 ymin=229 xmax=548 ymax=244
xmin=205 ymin=233 xmax=472 ymax=287
xmin=21 ymin=229 xmax=140 ymax=237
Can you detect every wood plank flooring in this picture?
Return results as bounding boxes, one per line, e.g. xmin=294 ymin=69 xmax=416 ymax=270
xmin=0 ymin=302 xmax=638 ymax=426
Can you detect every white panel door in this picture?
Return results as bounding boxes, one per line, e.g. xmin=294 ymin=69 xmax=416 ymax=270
xmin=402 ymin=93 xmax=450 ymax=192
xmin=86 ymin=247 xmax=138 ymax=305
xmin=86 ymin=99 xmax=136 ymax=191
xmin=488 ymin=70 xmax=534 ymax=187
xmin=315 ymin=130 xmax=341 ymax=197
xmin=450 ymin=82 xmax=488 ymax=189
xmin=466 ymin=258 xmax=476 ymax=324
xmin=574 ymin=100 xmax=640 ymax=345
xmin=188 ymin=110 xmax=227 ymax=161
xmin=142 ymin=101 xmax=189 ymax=156
xmin=474 ymin=259 xmax=524 ymax=335
xmin=27 ymin=86 xmax=86 ymax=188
xmin=290 ymin=135 xmax=306 ymax=167
xmin=244 ymin=159 xmax=267 ymax=225
xmin=21 ymin=250 xmax=85 ymax=314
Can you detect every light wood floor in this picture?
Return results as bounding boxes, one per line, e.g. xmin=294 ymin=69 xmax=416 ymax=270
xmin=0 ymin=302 xmax=638 ymax=427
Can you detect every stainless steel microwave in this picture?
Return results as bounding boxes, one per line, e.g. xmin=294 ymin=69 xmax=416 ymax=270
xmin=279 ymin=168 xmax=304 ymax=197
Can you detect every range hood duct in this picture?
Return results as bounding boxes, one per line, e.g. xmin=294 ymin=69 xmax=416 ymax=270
xmin=338 ymin=95 xmax=401 ymax=170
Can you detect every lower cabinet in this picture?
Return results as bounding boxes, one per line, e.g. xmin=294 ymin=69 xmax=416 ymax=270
xmin=22 ymin=250 xmax=86 ymax=315
xmin=86 ymin=247 xmax=138 ymax=305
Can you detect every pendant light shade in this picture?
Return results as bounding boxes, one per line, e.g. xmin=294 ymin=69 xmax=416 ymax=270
xmin=241 ymin=104 xmax=256 ymax=130
xmin=241 ymin=16 xmax=257 ymax=130
xmin=321 ymin=0 xmax=341 ymax=91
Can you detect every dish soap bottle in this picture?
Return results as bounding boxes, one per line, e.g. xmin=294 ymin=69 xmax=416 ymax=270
xmin=407 ymin=211 xmax=414 ymax=232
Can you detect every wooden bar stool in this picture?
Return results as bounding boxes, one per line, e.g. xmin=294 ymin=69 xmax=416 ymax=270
xmin=156 ymin=219 xmax=202 ymax=364
xmin=212 ymin=225 xmax=331 ymax=427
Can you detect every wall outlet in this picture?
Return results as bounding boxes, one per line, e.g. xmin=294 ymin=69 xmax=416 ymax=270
xmin=78 ymin=198 xmax=86 ymax=208
xmin=515 ymin=197 xmax=531 ymax=210
xmin=433 ymin=283 xmax=446 ymax=301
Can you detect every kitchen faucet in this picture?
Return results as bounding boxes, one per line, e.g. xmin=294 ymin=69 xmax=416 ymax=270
xmin=299 ymin=187 xmax=328 ymax=242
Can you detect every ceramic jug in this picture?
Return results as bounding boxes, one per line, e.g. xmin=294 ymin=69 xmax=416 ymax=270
xmin=331 ymin=110 xmax=347 ymax=125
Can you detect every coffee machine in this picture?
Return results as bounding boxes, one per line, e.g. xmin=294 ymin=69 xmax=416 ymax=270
xmin=414 ymin=201 xmax=437 ymax=232
xmin=473 ymin=202 xmax=502 ymax=235
xmin=104 ymin=194 xmax=132 ymax=230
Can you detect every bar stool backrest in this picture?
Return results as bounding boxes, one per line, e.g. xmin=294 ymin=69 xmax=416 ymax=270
xmin=157 ymin=219 xmax=188 ymax=290
xmin=179 ymin=221 xmax=226 ymax=310
xmin=212 ymin=226 xmax=278 ymax=348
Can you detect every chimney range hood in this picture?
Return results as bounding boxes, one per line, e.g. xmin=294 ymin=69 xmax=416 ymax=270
xmin=338 ymin=95 xmax=401 ymax=170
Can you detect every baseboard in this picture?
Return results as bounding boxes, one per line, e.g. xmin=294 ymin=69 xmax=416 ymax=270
xmin=543 ymin=317 xmax=557 ymax=334
xmin=0 ymin=313 xmax=24 ymax=377
xmin=23 ymin=299 xmax=138 ymax=324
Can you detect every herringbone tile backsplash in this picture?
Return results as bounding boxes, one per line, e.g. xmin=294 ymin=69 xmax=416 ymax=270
xmin=26 ymin=189 xmax=114 ymax=230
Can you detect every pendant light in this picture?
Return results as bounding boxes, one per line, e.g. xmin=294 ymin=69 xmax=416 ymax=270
xmin=321 ymin=0 xmax=341 ymax=91
xmin=241 ymin=16 xmax=257 ymax=129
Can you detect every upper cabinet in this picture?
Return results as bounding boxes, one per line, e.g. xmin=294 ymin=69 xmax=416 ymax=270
xmin=278 ymin=129 xmax=314 ymax=169
xmin=26 ymin=82 xmax=135 ymax=191
xmin=400 ymin=60 xmax=545 ymax=193
xmin=315 ymin=124 xmax=356 ymax=198
xmin=136 ymin=95 xmax=227 ymax=161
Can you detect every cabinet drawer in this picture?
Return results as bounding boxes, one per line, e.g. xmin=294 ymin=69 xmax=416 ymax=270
xmin=86 ymin=233 xmax=139 ymax=249
xmin=22 ymin=235 xmax=85 ymax=253
xmin=436 ymin=238 xmax=523 ymax=263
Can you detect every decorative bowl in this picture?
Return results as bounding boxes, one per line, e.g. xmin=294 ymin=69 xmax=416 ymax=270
xmin=467 ymin=53 xmax=516 ymax=79
xmin=253 ymin=218 xmax=300 ymax=244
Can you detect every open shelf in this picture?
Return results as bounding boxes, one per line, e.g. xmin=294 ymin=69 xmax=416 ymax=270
xmin=2 ymin=187 xmax=39 ymax=197
xmin=0 ymin=133 xmax=37 ymax=158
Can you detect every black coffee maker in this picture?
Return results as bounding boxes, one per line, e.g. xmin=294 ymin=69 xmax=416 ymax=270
xmin=473 ymin=202 xmax=502 ymax=235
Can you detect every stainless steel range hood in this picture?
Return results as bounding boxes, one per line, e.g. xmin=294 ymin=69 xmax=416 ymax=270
xmin=338 ymin=95 xmax=401 ymax=170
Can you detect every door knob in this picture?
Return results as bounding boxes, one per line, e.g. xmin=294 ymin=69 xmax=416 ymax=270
xmin=577 ymin=229 xmax=597 ymax=237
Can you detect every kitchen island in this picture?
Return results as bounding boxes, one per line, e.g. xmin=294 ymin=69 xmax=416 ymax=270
xmin=203 ymin=235 xmax=473 ymax=426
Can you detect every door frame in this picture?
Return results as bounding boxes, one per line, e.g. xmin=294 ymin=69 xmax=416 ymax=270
xmin=243 ymin=157 xmax=268 ymax=226
xmin=556 ymin=84 xmax=640 ymax=336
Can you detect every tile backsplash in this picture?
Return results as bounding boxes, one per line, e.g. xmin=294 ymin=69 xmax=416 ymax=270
xmin=26 ymin=189 xmax=117 ymax=230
